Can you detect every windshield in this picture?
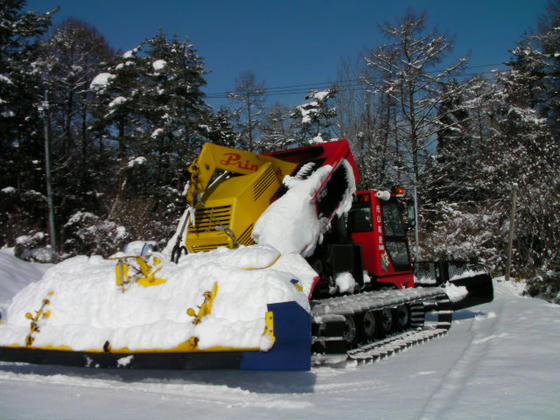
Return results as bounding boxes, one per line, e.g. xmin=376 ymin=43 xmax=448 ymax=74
xmin=381 ymin=200 xmax=410 ymax=270
xmin=381 ymin=201 xmax=406 ymax=237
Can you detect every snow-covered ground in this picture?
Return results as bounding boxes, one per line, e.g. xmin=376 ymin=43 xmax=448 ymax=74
xmin=1 ymin=251 xmax=559 ymax=419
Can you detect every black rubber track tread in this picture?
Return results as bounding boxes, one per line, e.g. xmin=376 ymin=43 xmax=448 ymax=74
xmin=311 ymin=289 xmax=453 ymax=366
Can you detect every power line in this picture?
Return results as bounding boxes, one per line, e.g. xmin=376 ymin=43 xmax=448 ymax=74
xmin=204 ymin=62 xmax=505 ymax=99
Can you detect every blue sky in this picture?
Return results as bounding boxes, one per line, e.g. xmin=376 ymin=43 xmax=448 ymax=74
xmin=26 ymin=0 xmax=549 ymax=109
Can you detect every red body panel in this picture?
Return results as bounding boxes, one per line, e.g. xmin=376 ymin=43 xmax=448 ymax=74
xmin=268 ymin=139 xmax=361 ymax=246
xmin=268 ymin=141 xmax=413 ymax=290
xmin=266 ymin=139 xmax=361 ymax=185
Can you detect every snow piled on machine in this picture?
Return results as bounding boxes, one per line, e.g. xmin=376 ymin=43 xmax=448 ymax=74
xmin=0 ymin=245 xmax=312 ymax=352
xmin=253 ymin=160 xmax=356 ymax=257
xmin=253 ymin=165 xmax=328 ymax=257
xmin=0 ymin=157 xmax=356 ymax=353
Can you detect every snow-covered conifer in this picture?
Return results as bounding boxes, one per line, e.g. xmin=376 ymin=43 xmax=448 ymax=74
xmin=259 ymin=103 xmax=296 ymax=152
xmin=291 ymin=87 xmax=337 ymax=145
xmin=0 ymin=1 xmax=55 ymax=193
xmin=38 ymin=18 xmax=115 ymax=204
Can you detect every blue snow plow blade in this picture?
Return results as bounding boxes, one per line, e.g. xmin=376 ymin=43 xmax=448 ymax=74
xmin=241 ymin=301 xmax=311 ymax=370
xmin=0 ymin=301 xmax=312 ymax=371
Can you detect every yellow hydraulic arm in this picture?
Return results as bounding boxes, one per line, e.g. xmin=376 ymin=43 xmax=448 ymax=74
xmin=186 ymin=143 xmax=298 ymax=207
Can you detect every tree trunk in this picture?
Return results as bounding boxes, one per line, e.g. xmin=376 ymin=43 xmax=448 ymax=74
xmin=80 ymin=105 xmax=88 ymax=191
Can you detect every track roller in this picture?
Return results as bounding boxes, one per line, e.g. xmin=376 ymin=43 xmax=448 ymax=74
xmin=394 ymin=304 xmax=410 ymax=331
xmin=379 ymin=308 xmax=393 ymax=336
xmin=361 ymin=311 xmax=378 ymax=341
xmin=343 ymin=315 xmax=358 ymax=346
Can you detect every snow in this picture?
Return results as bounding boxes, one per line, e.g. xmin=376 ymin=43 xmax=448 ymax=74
xmin=334 ymin=272 xmax=355 ymax=293
xmin=309 ymin=89 xmax=331 ymax=101
xmin=108 ymin=96 xmax=127 ymax=108
xmin=0 ymin=74 xmax=14 ymax=85
xmin=150 ymin=127 xmax=164 ymax=138
xmin=123 ymin=241 xmax=157 ymax=255
xmin=89 ymin=73 xmax=115 ymax=90
xmin=116 ymin=355 xmax=133 ymax=367
xmin=253 ymin=159 xmax=355 ymax=258
xmin=252 ymin=165 xmax=331 ymax=257
xmin=0 ymin=251 xmax=51 ymax=317
xmin=450 ymin=268 xmax=487 ymax=281
xmin=444 ymin=282 xmax=468 ymax=302
xmin=122 ymin=48 xmax=138 ymax=59
xmin=1 ymin=263 xmax=559 ymax=419
xmin=152 ymin=59 xmax=167 ymax=71
xmin=296 ymin=101 xmax=317 ymax=124
xmin=310 ymin=133 xmax=325 ymax=143
xmin=0 ymin=246 xmax=310 ymax=352
xmin=127 ymin=156 xmax=146 ymax=168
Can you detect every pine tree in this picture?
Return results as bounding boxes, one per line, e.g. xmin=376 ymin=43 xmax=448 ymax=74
xmin=38 ymin=18 xmax=115 ymax=215
xmin=425 ymin=76 xmax=495 ymax=204
xmin=90 ymin=31 xmax=210 ymax=241
xmin=0 ymin=0 xmax=55 ymax=247
xmin=291 ymin=87 xmax=337 ymax=145
xmin=89 ymin=43 xmax=146 ymax=218
xmin=259 ymin=102 xmax=295 ymax=152
xmin=203 ymin=106 xmax=239 ymax=148
xmin=140 ymin=31 xmax=209 ymax=190
xmin=421 ymin=8 xmax=560 ymax=274
xmin=0 ymin=0 xmax=55 ymax=192
xmin=513 ymin=0 xmax=560 ymax=138
xmin=487 ymin=67 xmax=559 ymax=272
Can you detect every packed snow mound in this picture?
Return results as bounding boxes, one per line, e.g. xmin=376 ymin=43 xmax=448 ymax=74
xmin=252 ymin=166 xmax=328 ymax=256
xmin=0 ymin=250 xmax=50 ymax=303
xmin=335 ymin=272 xmax=356 ymax=294
xmin=252 ymin=160 xmax=356 ymax=257
xmin=0 ymin=245 xmax=313 ymax=352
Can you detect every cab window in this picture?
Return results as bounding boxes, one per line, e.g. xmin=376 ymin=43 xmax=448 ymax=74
xmin=381 ymin=201 xmax=406 ymax=237
xmin=381 ymin=200 xmax=410 ymax=270
xmin=348 ymin=204 xmax=373 ymax=233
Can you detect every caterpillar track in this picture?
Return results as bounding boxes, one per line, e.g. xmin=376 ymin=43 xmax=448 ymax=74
xmin=311 ymin=288 xmax=453 ymax=367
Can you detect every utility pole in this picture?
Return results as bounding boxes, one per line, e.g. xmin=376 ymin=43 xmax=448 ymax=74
xmin=413 ymin=183 xmax=420 ymax=262
xmin=42 ymin=90 xmax=57 ymax=253
xmin=505 ymin=183 xmax=518 ymax=281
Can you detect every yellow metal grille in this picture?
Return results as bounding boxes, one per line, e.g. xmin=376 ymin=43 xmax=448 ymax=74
xmin=238 ymin=223 xmax=255 ymax=246
xmin=188 ymin=205 xmax=232 ymax=234
xmin=253 ymin=166 xmax=277 ymax=201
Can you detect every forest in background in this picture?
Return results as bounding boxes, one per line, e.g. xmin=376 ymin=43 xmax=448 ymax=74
xmin=0 ymin=1 xmax=558 ymax=300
